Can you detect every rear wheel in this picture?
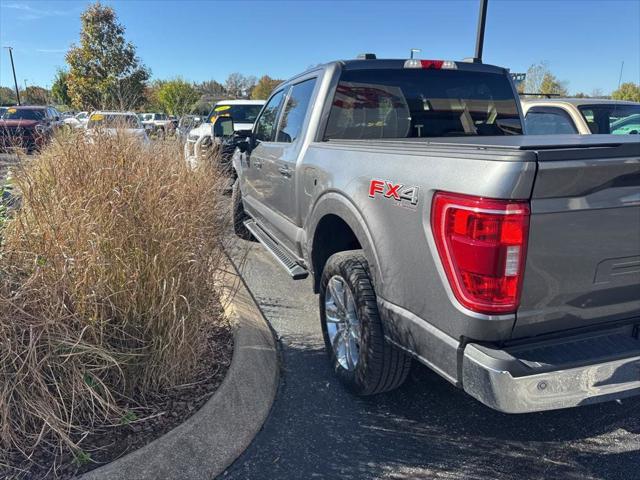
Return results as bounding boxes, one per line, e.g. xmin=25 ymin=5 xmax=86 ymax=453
xmin=232 ymin=180 xmax=253 ymax=241
xmin=319 ymin=250 xmax=411 ymax=395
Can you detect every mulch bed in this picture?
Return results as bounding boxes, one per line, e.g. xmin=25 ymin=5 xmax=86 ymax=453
xmin=0 ymin=319 xmax=234 ymax=480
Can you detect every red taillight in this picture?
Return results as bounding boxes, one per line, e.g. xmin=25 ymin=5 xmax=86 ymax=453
xmin=431 ymin=192 xmax=530 ymax=315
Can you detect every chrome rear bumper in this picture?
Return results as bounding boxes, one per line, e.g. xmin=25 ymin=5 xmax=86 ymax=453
xmin=463 ymin=343 xmax=640 ymax=413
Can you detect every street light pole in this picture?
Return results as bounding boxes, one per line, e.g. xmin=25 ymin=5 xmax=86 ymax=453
xmin=473 ymin=0 xmax=489 ymax=63
xmin=4 ymin=46 xmax=21 ymax=105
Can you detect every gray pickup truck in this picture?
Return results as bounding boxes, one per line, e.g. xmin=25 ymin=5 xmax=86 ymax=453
xmin=231 ymin=56 xmax=640 ymax=413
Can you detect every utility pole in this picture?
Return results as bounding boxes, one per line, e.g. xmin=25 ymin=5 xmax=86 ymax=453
xmin=4 ymin=46 xmax=21 ymax=105
xmin=473 ymin=0 xmax=489 ymax=63
xmin=617 ymin=61 xmax=625 ymax=89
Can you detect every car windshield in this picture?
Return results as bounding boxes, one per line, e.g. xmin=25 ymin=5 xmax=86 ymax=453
xmin=1 ymin=108 xmax=46 ymax=120
xmin=208 ymin=105 xmax=263 ymax=125
xmin=87 ymin=113 xmax=141 ymax=129
xmin=325 ymin=68 xmax=522 ymax=139
xmin=578 ymin=104 xmax=640 ymax=134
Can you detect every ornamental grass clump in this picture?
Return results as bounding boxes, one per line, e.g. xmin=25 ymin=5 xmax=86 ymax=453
xmin=0 ymin=130 xmax=227 ymax=462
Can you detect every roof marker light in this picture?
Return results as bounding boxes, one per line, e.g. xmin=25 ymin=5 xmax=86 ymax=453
xmin=404 ymin=59 xmax=422 ymax=69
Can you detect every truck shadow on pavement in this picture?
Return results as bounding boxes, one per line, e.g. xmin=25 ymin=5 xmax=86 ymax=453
xmin=226 ymin=243 xmax=639 ymax=480
xmin=228 ymin=335 xmax=640 ymax=480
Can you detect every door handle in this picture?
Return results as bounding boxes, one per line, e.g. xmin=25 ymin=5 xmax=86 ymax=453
xmin=278 ymin=166 xmax=291 ymax=177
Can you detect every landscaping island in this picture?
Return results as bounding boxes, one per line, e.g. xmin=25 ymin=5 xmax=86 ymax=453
xmin=0 ymin=133 xmax=237 ymax=478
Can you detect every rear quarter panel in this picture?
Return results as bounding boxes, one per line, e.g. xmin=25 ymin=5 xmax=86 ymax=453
xmin=301 ymin=141 xmax=537 ymax=341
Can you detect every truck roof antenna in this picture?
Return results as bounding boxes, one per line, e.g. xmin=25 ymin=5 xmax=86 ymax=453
xmin=472 ymin=0 xmax=489 ymax=63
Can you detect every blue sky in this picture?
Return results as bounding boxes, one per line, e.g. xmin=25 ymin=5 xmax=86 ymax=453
xmin=1 ymin=0 xmax=639 ymax=94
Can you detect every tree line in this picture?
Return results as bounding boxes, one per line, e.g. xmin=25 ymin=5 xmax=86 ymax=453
xmin=0 ymin=2 xmax=283 ymax=114
xmin=1 ymin=2 xmax=639 ymax=112
xmin=515 ymin=61 xmax=639 ymax=101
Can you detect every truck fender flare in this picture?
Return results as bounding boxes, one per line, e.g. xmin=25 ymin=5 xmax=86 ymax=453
xmin=305 ymin=192 xmax=383 ymax=291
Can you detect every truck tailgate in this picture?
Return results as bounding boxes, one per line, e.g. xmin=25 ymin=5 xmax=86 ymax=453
xmin=514 ymin=139 xmax=640 ymax=338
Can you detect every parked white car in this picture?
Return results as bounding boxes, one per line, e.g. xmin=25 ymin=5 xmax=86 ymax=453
xmin=521 ymin=98 xmax=640 ymax=135
xmin=139 ymin=112 xmax=174 ymax=136
xmin=184 ymin=99 xmax=265 ymax=166
xmin=85 ymin=111 xmax=149 ymax=144
xmin=64 ymin=111 xmax=89 ymax=129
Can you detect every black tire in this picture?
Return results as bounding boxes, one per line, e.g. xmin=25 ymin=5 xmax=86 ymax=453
xmin=232 ymin=180 xmax=253 ymax=241
xmin=319 ymin=250 xmax=411 ymax=395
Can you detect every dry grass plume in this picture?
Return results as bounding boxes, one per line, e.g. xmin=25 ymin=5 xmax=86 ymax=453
xmin=0 ymin=130 xmax=228 ymax=465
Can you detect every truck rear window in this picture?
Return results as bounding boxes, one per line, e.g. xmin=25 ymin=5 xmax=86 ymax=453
xmin=324 ymin=68 xmax=522 ymax=139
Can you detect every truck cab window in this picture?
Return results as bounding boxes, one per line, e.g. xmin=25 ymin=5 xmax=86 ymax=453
xmin=324 ymin=68 xmax=522 ymax=140
xmin=277 ymin=78 xmax=317 ymax=143
xmin=525 ymin=107 xmax=577 ymax=135
xmin=255 ymin=90 xmax=285 ymax=142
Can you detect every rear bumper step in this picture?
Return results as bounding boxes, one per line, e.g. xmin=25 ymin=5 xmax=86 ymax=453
xmin=244 ymin=220 xmax=308 ymax=280
xmin=462 ymin=325 xmax=640 ymax=413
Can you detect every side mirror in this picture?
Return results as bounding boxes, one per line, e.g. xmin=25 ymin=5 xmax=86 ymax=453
xmin=213 ymin=117 xmax=234 ymax=138
xmin=237 ymin=139 xmax=250 ymax=153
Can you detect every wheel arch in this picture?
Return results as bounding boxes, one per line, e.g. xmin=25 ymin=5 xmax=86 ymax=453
xmin=306 ymin=192 xmax=382 ymax=294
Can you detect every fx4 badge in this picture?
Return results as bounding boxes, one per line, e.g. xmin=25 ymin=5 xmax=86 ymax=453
xmin=369 ymin=180 xmax=419 ymax=206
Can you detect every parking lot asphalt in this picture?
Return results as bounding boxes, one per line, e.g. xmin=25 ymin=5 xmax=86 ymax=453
xmin=224 ymin=239 xmax=640 ymax=480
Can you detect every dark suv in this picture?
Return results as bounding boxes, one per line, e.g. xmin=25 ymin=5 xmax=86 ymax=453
xmin=0 ymin=106 xmax=61 ymax=153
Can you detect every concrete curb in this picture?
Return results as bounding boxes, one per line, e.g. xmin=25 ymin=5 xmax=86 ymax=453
xmin=80 ymin=260 xmax=278 ymax=480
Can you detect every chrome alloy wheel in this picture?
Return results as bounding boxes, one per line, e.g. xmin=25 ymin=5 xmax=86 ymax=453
xmin=324 ymin=275 xmax=361 ymax=371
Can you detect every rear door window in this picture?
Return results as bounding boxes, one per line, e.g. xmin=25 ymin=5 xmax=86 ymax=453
xmin=578 ymin=104 xmax=640 ymax=134
xmin=254 ymin=90 xmax=285 ymax=142
xmin=524 ymin=107 xmax=578 ymax=135
xmin=277 ymin=78 xmax=317 ymax=143
xmin=324 ymin=68 xmax=522 ymax=140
